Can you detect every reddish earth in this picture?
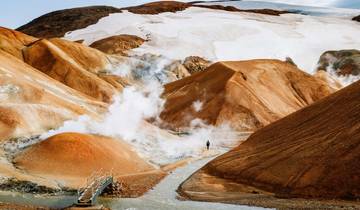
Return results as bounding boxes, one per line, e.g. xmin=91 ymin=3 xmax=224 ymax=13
xmin=125 ymin=1 xmax=291 ymax=16
xmin=0 ymin=28 xmax=167 ymax=197
xmin=179 ymin=80 xmax=360 ymax=201
xmin=0 ymin=49 xmax=106 ymax=141
xmin=0 ymin=27 xmax=38 ymax=60
xmin=14 ymin=133 xmax=165 ymax=190
xmin=23 ymin=38 xmax=120 ymax=103
xmin=0 ymin=203 xmax=48 ymax=210
xmin=160 ymin=60 xmax=335 ymax=131
xmin=0 ymin=27 xmax=126 ymax=104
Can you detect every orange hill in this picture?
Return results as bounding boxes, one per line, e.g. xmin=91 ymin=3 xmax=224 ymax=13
xmin=0 ymin=49 xmax=106 ymax=141
xmin=23 ymin=38 xmax=120 ymax=103
xmin=0 ymin=27 xmax=38 ymax=60
xmin=0 ymin=27 xmax=127 ymax=103
xmin=14 ymin=133 xmax=165 ymax=190
xmin=160 ymin=60 xmax=336 ymax=131
xmin=179 ymin=79 xmax=360 ymax=202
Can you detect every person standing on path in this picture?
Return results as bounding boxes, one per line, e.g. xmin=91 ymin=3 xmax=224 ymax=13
xmin=206 ymin=140 xmax=210 ymax=150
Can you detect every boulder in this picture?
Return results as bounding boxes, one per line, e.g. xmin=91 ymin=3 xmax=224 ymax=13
xmin=317 ymin=49 xmax=360 ymax=77
xmin=182 ymin=56 xmax=210 ymax=74
xmin=89 ymin=35 xmax=145 ymax=55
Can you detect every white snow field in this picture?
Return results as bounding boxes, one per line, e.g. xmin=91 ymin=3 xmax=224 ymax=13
xmin=65 ymin=4 xmax=360 ymax=74
xmin=239 ymin=0 xmax=355 ymax=9
xmin=198 ymin=0 xmax=360 ymax=17
xmin=59 ymin=2 xmax=360 ymax=164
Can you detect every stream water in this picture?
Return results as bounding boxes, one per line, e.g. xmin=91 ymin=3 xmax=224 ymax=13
xmin=99 ymin=158 xmax=270 ymax=210
xmin=0 ymin=157 xmax=270 ymax=210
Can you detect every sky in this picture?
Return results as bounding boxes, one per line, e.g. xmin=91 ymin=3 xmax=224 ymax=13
xmin=0 ymin=0 xmax=359 ymax=29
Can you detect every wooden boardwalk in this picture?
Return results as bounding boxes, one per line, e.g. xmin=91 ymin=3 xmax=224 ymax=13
xmin=76 ymin=171 xmax=113 ymax=207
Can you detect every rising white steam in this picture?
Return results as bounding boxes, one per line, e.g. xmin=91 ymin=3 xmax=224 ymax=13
xmin=41 ymin=57 xmax=244 ymax=165
xmin=41 ymin=83 xmax=243 ymax=164
xmin=323 ymin=53 xmax=360 ymax=86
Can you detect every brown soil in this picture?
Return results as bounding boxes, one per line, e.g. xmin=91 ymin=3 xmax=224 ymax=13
xmin=179 ymin=79 xmax=360 ymax=202
xmin=0 ymin=202 xmax=48 ymax=210
xmin=23 ymin=38 xmax=120 ymax=103
xmin=104 ymin=170 xmax=167 ymax=197
xmin=13 ymin=133 xmax=163 ymax=189
xmin=160 ymin=60 xmax=334 ymax=131
xmin=0 ymin=27 xmax=38 ymax=60
xmin=125 ymin=1 xmax=291 ymax=16
xmin=193 ymin=4 xmax=290 ymax=16
xmin=15 ymin=1 xmax=293 ymax=39
xmin=1 ymin=27 xmax=126 ymax=105
xmin=124 ymin=1 xmax=190 ymax=14
xmin=178 ymin=171 xmax=360 ymax=209
xmin=0 ymin=49 xmax=106 ymax=141
xmin=17 ymin=6 xmax=122 ymax=38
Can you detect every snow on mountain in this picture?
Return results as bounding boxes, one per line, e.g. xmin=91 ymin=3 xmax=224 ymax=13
xmin=65 ymin=6 xmax=360 ymax=74
xmin=199 ymin=0 xmax=360 ymax=16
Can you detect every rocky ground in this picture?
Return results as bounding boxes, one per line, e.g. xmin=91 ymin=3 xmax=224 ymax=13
xmin=0 ymin=202 xmax=48 ymax=210
xmin=0 ymin=1 xmax=359 ymax=209
xmin=317 ymin=49 xmax=360 ymax=79
xmin=178 ymin=170 xmax=360 ymax=210
xmin=17 ymin=6 xmax=122 ymax=38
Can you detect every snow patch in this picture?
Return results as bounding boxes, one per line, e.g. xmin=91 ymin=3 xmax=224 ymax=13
xmin=65 ymin=7 xmax=360 ymax=74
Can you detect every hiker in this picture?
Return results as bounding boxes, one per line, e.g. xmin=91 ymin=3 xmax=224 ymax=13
xmin=206 ymin=140 xmax=210 ymax=150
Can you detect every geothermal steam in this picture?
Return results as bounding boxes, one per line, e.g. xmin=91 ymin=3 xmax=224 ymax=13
xmin=322 ymin=53 xmax=360 ymax=86
xmin=41 ymin=56 xmax=241 ymax=165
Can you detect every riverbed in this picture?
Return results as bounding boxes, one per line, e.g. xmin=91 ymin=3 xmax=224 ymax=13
xmin=0 ymin=157 xmax=270 ymax=210
xmin=100 ymin=158 xmax=270 ymax=210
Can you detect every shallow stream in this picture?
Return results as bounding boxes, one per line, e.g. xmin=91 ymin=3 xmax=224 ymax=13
xmin=0 ymin=157 xmax=270 ymax=210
